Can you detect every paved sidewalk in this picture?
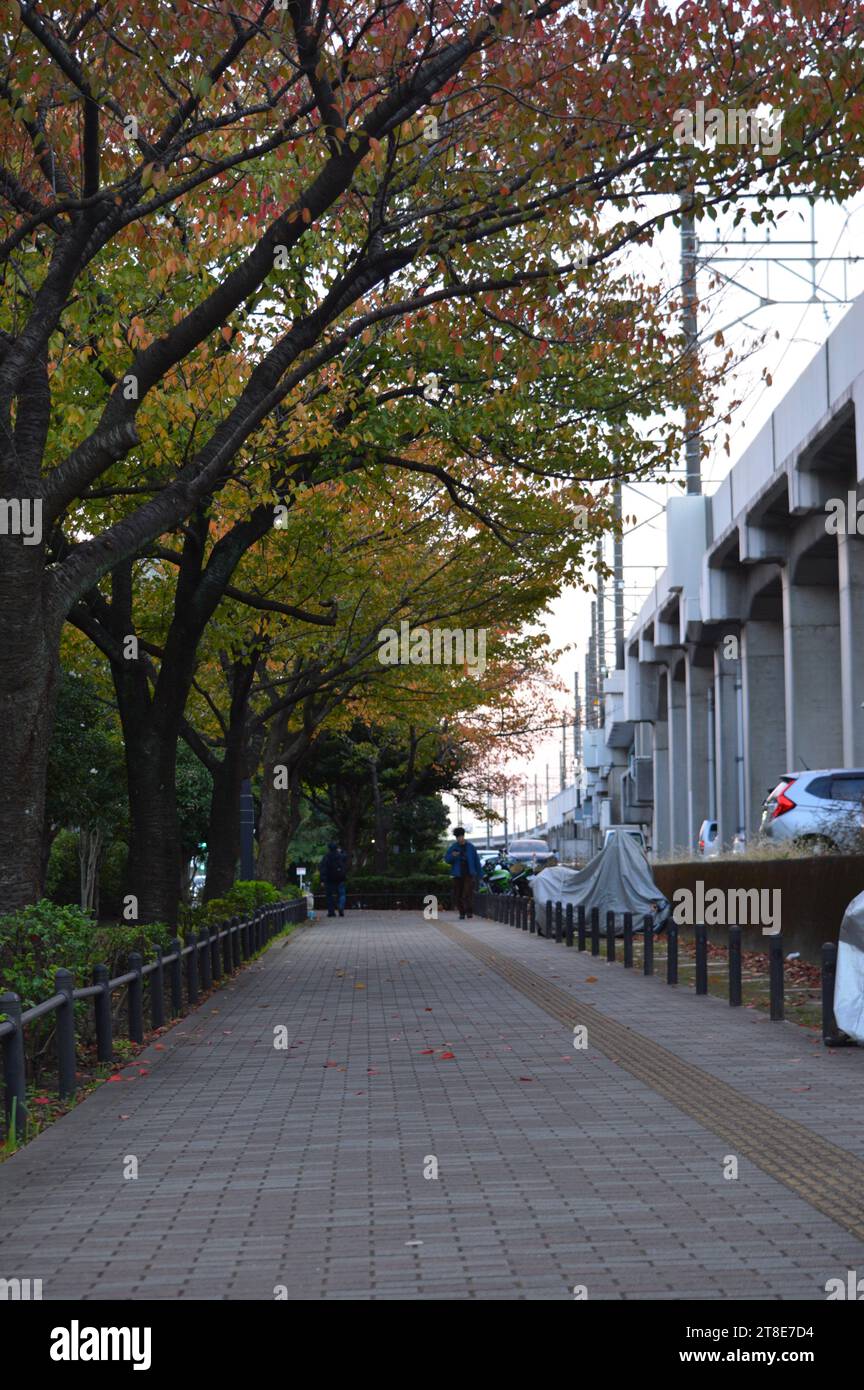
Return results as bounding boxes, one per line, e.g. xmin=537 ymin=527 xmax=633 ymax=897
xmin=1 ymin=910 xmax=864 ymax=1300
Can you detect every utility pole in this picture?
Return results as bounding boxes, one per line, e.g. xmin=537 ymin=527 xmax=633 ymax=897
xmin=587 ymin=600 xmax=597 ymax=729
xmin=681 ymin=188 xmax=702 ymax=496
xmin=560 ymin=714 xmax=567 ymax=792
xmin=573 ymin=671 xmax=581 ymax=766
xmin=613 ymin=481 xmax=625 ymax=668
xmin=596 ymin=538 xmax=606 ymax=696
xmin=239 ymin=778 xmax=256 ymax=880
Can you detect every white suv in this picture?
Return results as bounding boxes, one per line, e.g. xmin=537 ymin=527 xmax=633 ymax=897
xmin=759 ymin=769 xmax=864 ymax=850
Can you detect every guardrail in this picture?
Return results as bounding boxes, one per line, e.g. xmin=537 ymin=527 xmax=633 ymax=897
xmin=476 ymin=893 xmax=850 ymax=1049
xmin=0 ymin=898 xmax=306 ymax=1143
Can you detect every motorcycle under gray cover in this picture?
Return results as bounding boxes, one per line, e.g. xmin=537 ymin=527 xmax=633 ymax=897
xmin=833 ymin=890 xmax=864 ymax=1042
xmin=530 ymin=832 xmax=669 ymax=930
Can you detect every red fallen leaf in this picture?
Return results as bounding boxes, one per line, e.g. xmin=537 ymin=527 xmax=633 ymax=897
xmin=518 ymin=1077 xmax=534 ymax=1082
xmin=438 ymin=1051 xmax=456 ymax=1060
xmin=108 ymin=1075 xmax=123 ymax=1082
xmin=420 ymin=1049 xmax=435 ymax=1055
xmin=153 ymin=1043 xmax=165 ymax=1050
xmin=34 ymin=1096 xmax=51 ymax=1105
xmin=585 ymin=976 xmax=598 ymax=984
xmin=424 ymin=1007 xmax=433 ymax=1012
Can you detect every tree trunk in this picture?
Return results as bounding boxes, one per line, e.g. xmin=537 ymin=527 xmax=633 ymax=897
xmin=124 ymin=725 xmax=183 ymax=926
xmin=369 ymin=758 xmax=388 ymax=873
xmin=202 ymin=656 xmax=258 ymax=902
xmin=0 ymin=540 xmax=60 ymax=914
xmin=203 ymin=751 xmax=243 ymax=900
xmin=78 ymin=825 xmax=103 ymax=916
xmin=257 ymin=715 xmax=307 ymax=888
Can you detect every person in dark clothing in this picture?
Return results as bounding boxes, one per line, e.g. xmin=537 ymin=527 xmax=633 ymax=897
xmin=444 ymin=826 xmax=482 ymax=920
xmin=320 ymin=842 xmax=347 ymax=917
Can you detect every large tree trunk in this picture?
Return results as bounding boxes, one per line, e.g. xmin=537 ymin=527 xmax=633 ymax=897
xmin=204 ymin=751 xmax=243 ymax=900
xmin=257 ymin=715 xmax=307 ymax=888
xmin=203 ymin=656 xmax=258 ymax=901
xmin=0 ymin=539 xmax=60 ymax=914
xmin=124 ymin=727 xmax=183 ymax=926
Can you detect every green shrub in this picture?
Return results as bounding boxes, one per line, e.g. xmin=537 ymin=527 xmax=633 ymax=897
xmin=0 ymin=899 xmax=172 ymax=1007
xmin=181 ymin=878 xmax=301 ymax=930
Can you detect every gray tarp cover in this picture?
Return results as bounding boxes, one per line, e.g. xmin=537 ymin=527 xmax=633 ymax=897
xmin=530 ymin=832 xmax=669 ymax=930
xmin=834 ymin=890 xmax=864 ymax=1042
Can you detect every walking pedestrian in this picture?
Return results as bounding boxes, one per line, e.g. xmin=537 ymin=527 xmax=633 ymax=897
xmin=444 ymin=826 xmax=481 ymax=920
xmin=320 ymin=841 xmax=348 ymax=917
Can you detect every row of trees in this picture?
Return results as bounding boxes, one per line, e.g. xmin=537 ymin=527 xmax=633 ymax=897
xmin=1 ymin=0 xmax=862 ymax=923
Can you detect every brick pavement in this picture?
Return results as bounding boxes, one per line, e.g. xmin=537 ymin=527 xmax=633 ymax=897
xmin=1 ymin=909 xmax=863 ymax=1300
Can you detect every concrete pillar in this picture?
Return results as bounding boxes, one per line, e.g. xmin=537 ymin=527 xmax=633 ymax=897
xmin=652 ymin=718 xmax=670 ymax=857
xmin=741 ymin=621 xmax=786 ymax=835
xmin=782 ymin=573 xmax=842 ymax=770
xmin=668 ymin=670 xmax=689 ymax=852
xmin=837 ymin=529 xmax=864 ymax=765
xmin=714 ymin=645 xmax=740 ymax=846
xmin=685 ymin=659 xmax=712 ymax=847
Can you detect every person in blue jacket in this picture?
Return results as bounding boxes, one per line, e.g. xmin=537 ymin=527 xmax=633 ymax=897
xmin=444 ymin=826 xmax=482 ymax=920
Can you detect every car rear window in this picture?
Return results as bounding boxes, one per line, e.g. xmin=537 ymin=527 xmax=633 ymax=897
xmin=829 ymin=776 xmax=864 ymax=802
xmin=806 ymin=776 xmax=833 ymax=800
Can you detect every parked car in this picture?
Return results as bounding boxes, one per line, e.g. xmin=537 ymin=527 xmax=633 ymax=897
xmin=476 ymin=848 xmax=502 ymax=868
xmin=602 ymin=826 xmax=647 ymax=853
xmin=697 ymin=819 xmax=720 ymax=857
xmin=759 ymin=768 xmax=864 ymax=850
xmin=506 ymin=838 xmax=555 ymax=866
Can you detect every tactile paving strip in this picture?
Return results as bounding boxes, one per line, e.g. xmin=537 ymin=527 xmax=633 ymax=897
xmin=438 ymin=919 xmax=864 ymax=1241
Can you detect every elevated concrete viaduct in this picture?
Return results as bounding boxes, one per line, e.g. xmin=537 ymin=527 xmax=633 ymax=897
xmin=559 ymin=293 xmax=864 ymax=859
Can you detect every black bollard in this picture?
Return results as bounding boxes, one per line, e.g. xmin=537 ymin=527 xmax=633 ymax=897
xmin=577 ymin=905 xmax=586 ymax=951
xmin=695 ymin=923 xmax=708 ymax=995
xmin=606 ymin=911 xmax=616 ymax=963
xmin=623 ymin=912 xmax=633 ymax=968
xmin=728 ymin=927 xmax=742 ymax=1007
xmin=555 ymin=902 xmax=563 ymax=943
xmin=643 ymin=916 xmax=654 ymax=976
xmin=55 ymin=969 xmax=77 ymax=1100
xmin=565 ymin=904 xmax=574 ymax=947
xmin=93 ymin=964 xmax=113 ymax=1062
xmin=666 ymin=920 xmax=678 ymax=986
xmin=590 ymin=907 xmax=600 ymax=956
xmin=769 ymin=934 xmax=784 ymax=1021
xmin=128 ymin=952 xmax=144 ymax=1043
xmin=150 ymin=947 xmax=165 ymax=1030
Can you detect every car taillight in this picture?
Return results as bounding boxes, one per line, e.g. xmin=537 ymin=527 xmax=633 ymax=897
xmin=772 ymin=781 xmax=797 ymax=818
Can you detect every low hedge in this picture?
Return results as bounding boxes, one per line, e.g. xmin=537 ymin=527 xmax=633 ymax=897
xmin=342 ymin=874 xmax=453 ymax=897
